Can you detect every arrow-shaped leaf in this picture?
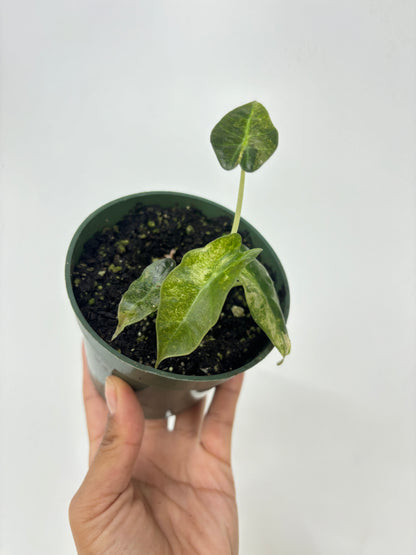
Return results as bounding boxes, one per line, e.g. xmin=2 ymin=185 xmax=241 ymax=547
xmin=156 ymin=233 xmax=262 ymax=367
xmin=239 ymin=258 xmax=291 ymax=361
xmin=210 ymin=101 xmax=278 ymax=173
xmin=112 ymin=258 xmax=176 ymax=340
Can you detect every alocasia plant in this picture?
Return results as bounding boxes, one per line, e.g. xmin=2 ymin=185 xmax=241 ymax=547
xmin=112 ymin=101 xmax=291 ymax=367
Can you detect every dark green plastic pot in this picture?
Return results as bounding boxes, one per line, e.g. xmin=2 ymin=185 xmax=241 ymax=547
xmin=65 ymin=192 xmax=290 ymax=418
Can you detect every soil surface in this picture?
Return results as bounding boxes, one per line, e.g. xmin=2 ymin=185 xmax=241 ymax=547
xmin=72 ymin=202 xmax=271 ymax=376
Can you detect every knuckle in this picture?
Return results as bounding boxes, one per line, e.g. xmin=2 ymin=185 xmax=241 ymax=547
xmin=98 ymin=418 xmax=122 ymax=451
xmin=99 ymin=429 xmax=118 ymax=450
xmin=68 ymin=493 xmax=82 ymax=528
xmin=99 ymin=425 xmax=140 ymax=454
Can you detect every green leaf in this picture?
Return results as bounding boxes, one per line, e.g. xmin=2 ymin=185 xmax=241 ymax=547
xmin=112 ymin=258 xmax=176 ymax=341
xmin=239 ymin=258 xmax=291 ymax=361
xmin=210 ymin=101 xmax=278 ymax=173
xmin=155 ymin=234 xmax=262 ymax=366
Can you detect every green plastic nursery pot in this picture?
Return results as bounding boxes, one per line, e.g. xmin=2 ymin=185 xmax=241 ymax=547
xmin=65 ymin=192 xmax=290 ymax=419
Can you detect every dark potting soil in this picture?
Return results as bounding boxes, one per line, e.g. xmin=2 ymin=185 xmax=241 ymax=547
xmin=72 ymin=203 xmax=273 ymax=377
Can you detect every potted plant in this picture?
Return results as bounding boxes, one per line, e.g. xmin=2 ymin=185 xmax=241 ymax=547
xmin=65 ymin=101 xmax=291 ymax=418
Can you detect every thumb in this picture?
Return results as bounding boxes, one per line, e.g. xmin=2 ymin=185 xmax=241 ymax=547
xmin=77 ymin=376 xmax=144 ymax=510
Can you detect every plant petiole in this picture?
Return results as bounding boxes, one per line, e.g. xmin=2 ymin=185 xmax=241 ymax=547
xmin=231 ymin=169 xmax=246 ymax=234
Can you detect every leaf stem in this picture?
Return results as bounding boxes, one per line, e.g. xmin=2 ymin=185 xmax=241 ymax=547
xmin=231 ymin=169 xmax=246 ymax=234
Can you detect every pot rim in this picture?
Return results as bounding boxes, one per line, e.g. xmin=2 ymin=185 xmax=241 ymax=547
xmin=65 ymin=191 xmax=289 ymax=383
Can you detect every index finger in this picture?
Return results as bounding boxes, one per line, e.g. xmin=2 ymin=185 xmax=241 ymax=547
xmin=82 ymin=344 xmax=108 ymax=464
xmin=200 ymin=373 xmax=244 ymax=464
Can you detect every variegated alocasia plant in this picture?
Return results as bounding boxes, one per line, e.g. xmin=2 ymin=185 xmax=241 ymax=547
xmin=112 ymin=101 xmax=291 ymax=367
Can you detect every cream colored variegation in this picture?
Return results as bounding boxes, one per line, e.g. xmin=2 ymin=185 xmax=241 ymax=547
xmin=111 ymin=101 xmax=290 ymax=367
xmin=112 ymin=258 xmax=176 ymax=341
xmin=210 ymin=101 xmax=278 ymax=173
xmin=155 ymin=234 xmax=261 ymax=367
xmin=239 ymin=259 xmax=291 ymax=361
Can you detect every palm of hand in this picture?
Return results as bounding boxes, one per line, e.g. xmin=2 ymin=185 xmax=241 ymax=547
xmin=120 ymin=425 xmax=238 ymax=554
xmin=69 ymin=350 xmax=243 ymax=555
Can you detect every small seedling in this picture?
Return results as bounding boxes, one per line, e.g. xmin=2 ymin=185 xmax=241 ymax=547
xmin=112 ymin=101 xmax=291 ymax=367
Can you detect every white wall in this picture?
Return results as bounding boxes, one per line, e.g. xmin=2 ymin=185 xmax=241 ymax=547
xmin=0 ymin=1 xmax=415 ymax=553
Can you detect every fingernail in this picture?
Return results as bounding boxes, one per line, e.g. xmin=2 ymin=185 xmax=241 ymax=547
xmin=105 ymin=377 xmax=117 ymax=415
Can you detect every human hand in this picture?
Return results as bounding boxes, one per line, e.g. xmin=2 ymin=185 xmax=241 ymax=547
xmin=69 ymin=347 xmax=244 ymax=554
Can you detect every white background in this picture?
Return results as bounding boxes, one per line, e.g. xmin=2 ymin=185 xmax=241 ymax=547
xmin=0 ymin=1 xmax=415 ymax=553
